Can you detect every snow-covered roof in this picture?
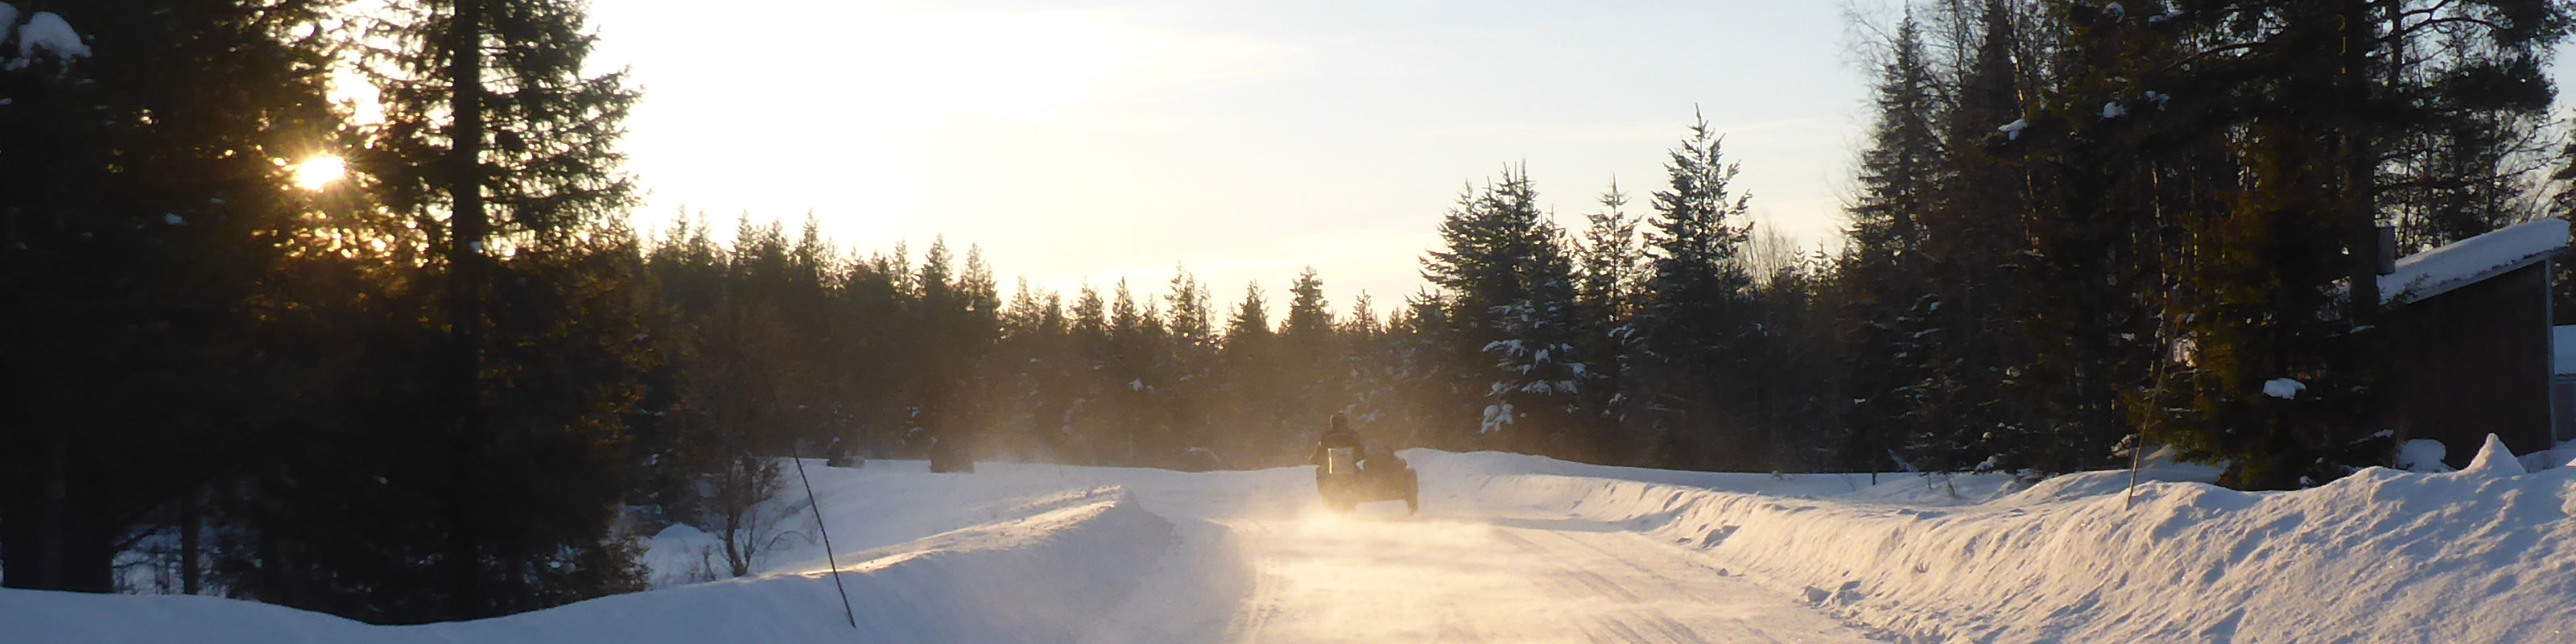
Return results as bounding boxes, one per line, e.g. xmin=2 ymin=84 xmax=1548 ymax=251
xmin=2380 ymin=219 xmax=2569 ymax=306
xmin=2555 ymin=325 xmax=2576 ymax=377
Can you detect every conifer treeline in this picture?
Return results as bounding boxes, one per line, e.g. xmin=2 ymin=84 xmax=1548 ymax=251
xmin=9 ymin=0 xmax=2576 ymax=625
xmin=625 ymin=151 xmax=1843 ymax=479
xmin=4 ymin=0 xmax=659 ymax=624
xmin=1830 ymin=0 xmax=2576 ymax=489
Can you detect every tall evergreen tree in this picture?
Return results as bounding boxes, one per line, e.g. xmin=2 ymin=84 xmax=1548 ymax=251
xmin=1637 ymin=113 xmax=1759 ymax=469
xmin=0 ymin=2 xmax=343 ymax=594
xmin=1837 ymin=11 xmax=1944 ymax=477
xmin=346 ymin=0 xmax=650 ymax=618
xmin=1422 ymin=167 xmax=1587 ymax=452
xmin=2145 ymin=0 xmax=2569 ymax=489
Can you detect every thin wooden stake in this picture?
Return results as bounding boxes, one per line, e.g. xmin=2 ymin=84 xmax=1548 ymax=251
xmin=789 ymin=447 xmax=857 ymax=630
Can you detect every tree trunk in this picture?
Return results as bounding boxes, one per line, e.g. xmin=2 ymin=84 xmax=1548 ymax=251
xmin=2341 ymin=1 xmax=2382 ymax=318
xmin=36 ymin=429 xmax=67 ymax=589
xmin=444 ymin=0 xmax=489 ymax=620
xmin=180 ymin=490 xmax=200 ymax=595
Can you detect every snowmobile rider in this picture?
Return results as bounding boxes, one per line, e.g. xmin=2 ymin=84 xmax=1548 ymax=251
xmin=1311 ymin=411 xmax=1368 ymax=470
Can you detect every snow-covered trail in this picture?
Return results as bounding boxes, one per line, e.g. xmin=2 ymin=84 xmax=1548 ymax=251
xmin=23 ymin=444 xmax=2575 ymax=642
xmin=1075 ymin=460 xmax=1879 ymax=643
xmin=1199 ymin=512 xmax=1870 ymax=642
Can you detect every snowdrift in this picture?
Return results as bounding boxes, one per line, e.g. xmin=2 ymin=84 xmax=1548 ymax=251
xmin=1 ymin=485 xmax=1174 ymax=644
xmin=1416 ymin=443 xmax=2576 ymax=643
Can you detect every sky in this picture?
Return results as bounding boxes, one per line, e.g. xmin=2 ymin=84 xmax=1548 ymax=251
xmin=582 ymin=0 xmax=1901 ymax=318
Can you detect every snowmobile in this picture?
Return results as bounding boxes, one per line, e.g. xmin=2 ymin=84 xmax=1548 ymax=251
xmin=1315 ymin=446 xmax=1418 ymax=514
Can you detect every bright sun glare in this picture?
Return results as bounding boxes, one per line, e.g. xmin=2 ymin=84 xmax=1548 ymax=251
xmin=292 ymin=155 xmax=346 ymax=191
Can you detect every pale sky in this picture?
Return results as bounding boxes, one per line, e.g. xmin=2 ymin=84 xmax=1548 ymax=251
xmin=584 ymin=1 xmax=1899 ymax=317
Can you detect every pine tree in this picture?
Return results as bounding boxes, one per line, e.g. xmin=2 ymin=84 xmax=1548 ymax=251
xmin=1277 ymin=268 xmax=1344 ymax=460
xmin=1986 ymin=0 xmax=2164 ymax=475
xmin=1481 ymin=225 xmax=1590 ymax=456
xmin=1836 ymin=11 xmax=1944 ymax=477
xmin=1571 ymin=183 xmax=1647 ymax=458
xmin=1900 ymin=0 xmax=2043 ymax=475
xmin=1637 ymin=113 xmax=1758 ymax=469
xmin=328 ymin=0 xmax=654 ymax=618
xmin=1101 ymin=279 xmax=1157 ymax=463
xmin=1422 ymin=167 xmax=1588 ymax=452
xmin=2146 ymin=0 xmax=2569 ymax=489
xmin=0 ymin=2 xmax=343 ymax=594
xmin=1220 ymin=281 xmax=1279 ymax=456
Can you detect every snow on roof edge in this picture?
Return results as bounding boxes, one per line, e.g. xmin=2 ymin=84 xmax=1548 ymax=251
xmin=2379 ymin=219 xmax=2570 ymax=306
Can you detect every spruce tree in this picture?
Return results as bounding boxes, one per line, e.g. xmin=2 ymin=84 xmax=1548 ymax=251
xmin=345 ymin=0 xmax=650 ymax=617
xmin=1637 ymin=113 xmax=1758 ymax=469
xmin=1220 ymin=281 xmax=1278 ymax=452
xmin=2146 ymin=0 xmax=2569 ymax=488
xmin=0 ymin=2 xmax=342 ymax=593
xmin=1836 ymin=12 xmax=1944 ymax=477
xmin=1278 ymin=268 xmax=1344 ymax=458
xmin=1422 ymin=167 xmax=1588 ymax=452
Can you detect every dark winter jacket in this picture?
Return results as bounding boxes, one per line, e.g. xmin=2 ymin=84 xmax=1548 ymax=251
xmin=1311 ymin=428 xmax=1362 ymax=467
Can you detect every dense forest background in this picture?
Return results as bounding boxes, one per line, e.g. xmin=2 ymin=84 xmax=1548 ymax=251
xmin=6 ymin=0 xmax=2576 ymax=625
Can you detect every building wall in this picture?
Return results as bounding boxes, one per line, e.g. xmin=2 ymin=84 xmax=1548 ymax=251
xmin=2381 ymin=263 xmax=2554 ymax=469
xmin=2553 ymin=380 xmax=2576 ymax=444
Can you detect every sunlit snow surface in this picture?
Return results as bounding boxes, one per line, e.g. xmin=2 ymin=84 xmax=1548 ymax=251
xmin=11 ymin=444 xmax=2576 ymax=642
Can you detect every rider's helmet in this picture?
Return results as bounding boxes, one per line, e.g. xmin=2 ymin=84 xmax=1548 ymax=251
xmin=1328 ymin=411 xmax=1349 ymax=432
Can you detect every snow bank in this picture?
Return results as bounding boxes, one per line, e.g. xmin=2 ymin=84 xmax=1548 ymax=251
xmin=1415 ymin=446 xmax=2576 ymax=643
xmin=2 ymin=485 xmax=1176 ymax=643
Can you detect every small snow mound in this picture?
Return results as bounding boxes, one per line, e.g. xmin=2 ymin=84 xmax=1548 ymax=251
xmin=1998 ymin=118 xmax=2029 ymax=140
xmin=2396 ymin=440 xmax=2453 ymax=473
xmin=17 ymin=11 xmax=89 ymax=60
xmin=2460 ymin=434 xmax=2524 ymax=477
xmin=2100 ymin=101 xmax=2125 ymax=119
xmin=2260 ymin=378 xmax=2305 ymax=399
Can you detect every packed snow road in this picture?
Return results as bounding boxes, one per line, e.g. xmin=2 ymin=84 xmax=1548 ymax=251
xmin=1199 ymin=512 xmax=1872 ymax=642
xmin=1091 ymin=467 xmax=1879 ymax=643
xmin=18 ymin=443 xmax=2576 ymax=642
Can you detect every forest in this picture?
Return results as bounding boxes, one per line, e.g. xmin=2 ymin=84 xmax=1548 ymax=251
xmin=6 ymin=0 xmax=2576 ymax=625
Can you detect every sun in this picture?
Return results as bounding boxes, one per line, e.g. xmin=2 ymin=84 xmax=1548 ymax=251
xmin=292 ymin=155 xmax=346 ymax=191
